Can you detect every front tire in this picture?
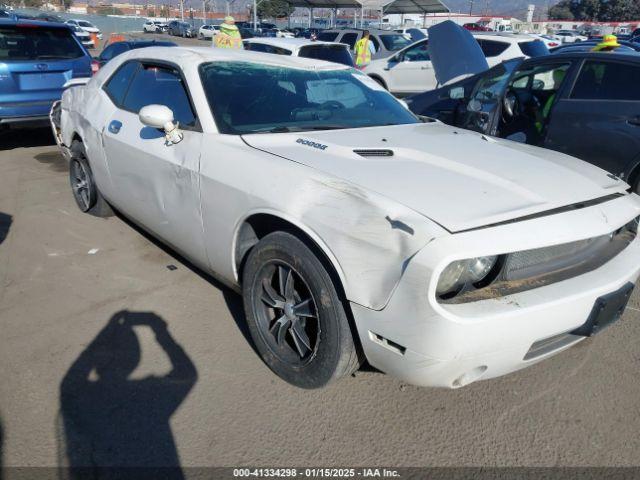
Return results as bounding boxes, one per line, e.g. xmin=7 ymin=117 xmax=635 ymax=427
xmin=242 ymin=232 xmax=360 ymax=389
xmin=69 ymin=141 xmax=112 ymax=217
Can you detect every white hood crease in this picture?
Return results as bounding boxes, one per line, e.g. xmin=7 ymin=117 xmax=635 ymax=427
xmin=242 ymin=122 xmax=628 ymax=233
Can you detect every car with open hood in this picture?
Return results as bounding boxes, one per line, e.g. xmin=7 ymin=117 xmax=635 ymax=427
xmin=50 ymin=46 xmax=640 ymax=390
xmin=363 ymin=21 xmax=548 ymax=96
xmin=406 ymin=25 xmax=640 ymax=193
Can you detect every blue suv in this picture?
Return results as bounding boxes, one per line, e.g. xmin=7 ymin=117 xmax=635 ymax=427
xmin=0 ymin=19 xmax=92 ymax=128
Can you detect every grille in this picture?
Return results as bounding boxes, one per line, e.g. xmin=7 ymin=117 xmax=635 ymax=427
xmin=353 ymin=149 xmax=394 ymax=157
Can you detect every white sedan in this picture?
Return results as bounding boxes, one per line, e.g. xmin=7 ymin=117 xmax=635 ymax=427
xmin=51 ymin=46 xmax=640 ymax=389
xmin=65 ymin=19 xmax=102 ymax=39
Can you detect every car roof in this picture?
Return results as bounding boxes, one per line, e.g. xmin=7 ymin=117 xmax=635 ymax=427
xmin=530 ymin=51 xmax=640 ymax=63
xmin=472 ymin=32 xmax=537 ymax=42
xmin=323 ymin=28 xmax=400 ymax=35
xmin=0 ymin=18 xmax=71 ymax=28
xmin=243 ymin=37 xmax=344 ymax=49
xmin=110 ymin=45 xmax=350 ymax=71
xmin=111 ymin=40 xmax=177 ymax=47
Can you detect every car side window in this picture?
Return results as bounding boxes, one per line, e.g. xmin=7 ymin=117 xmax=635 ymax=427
xmin=245 ymin=43 xmax=270 ymax=53
xmin=571 ymin=61 xmax=640 ymax=101
xmin=478 ymin=39 xmax=509 ymax=57
xmin=100 ymin=42 xmax=129 ymax=61
xmin=318 ymin=32 xmax=338 ymax=42
xmin=103 ymin=61 xmax=139 ymax=106
xmin=122 ymin=64 xmax=197 ymax=127
xmin=403 ymin=41 xmax=429 ymax=62
xmin=340 ymin=33 xmax=358 ymax=50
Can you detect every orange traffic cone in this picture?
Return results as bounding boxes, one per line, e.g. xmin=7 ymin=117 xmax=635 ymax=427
xmin=90 ymin=32 xmax=98 ymax=49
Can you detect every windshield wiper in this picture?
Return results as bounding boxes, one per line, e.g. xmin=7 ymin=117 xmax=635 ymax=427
xmin=251 ymin=125 xmax=349 ymax=134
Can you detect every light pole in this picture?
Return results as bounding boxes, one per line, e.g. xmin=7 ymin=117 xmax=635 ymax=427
xmin=254 ymin=0 xmax=257 ymax=30
xmin=180 ymin=0 xmax=185 ymax=21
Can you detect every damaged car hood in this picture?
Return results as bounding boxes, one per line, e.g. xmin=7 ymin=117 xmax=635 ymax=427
xmin=242 ymin=122 xmax=628 ymax=232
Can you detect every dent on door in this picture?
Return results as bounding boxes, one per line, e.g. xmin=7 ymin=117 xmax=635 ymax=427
xmin=103 ymin=110 xmax=207 ymax=266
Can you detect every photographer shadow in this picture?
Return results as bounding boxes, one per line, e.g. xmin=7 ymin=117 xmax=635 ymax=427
xmin=59 ymin=311 xmax=197 ymax=479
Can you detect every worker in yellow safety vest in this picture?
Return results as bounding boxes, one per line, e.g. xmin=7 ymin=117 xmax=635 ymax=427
xmin=214 ymin=16 xmax=243 ymax=49
xmin=354 ymin=30 xmax=373 ymax=69
xmin=591 ymin=34 xmax=620 ymax=52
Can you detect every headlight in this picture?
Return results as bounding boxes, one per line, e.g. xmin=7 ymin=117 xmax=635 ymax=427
xmin=436 ymin=256 xmax=498 ymax=297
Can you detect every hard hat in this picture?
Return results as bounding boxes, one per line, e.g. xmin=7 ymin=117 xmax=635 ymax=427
xmin=224 ymin=15 xmax=235 ymax=24
xmin=592 ymin=34 xmax=621 ymax=51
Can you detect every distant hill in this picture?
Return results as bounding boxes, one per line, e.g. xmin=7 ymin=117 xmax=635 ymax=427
xmin=444 ymin=0 xmax=557 ymax=19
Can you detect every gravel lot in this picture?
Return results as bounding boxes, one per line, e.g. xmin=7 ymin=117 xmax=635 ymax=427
xmin=1 ymin=42 xmax=640 ymax=470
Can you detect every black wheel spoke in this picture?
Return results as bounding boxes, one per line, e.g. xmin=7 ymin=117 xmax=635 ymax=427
xmin=291 ymin=321 xmax=312 ymax=355
xmin=293 ymin=298 xmax=316 ymax=318
xmin=269 ymin=315 xmax=290 ymax=345
xmin=284 ymin=268 xmax=295 ymax=301
xmin=278 ymin=265 xmax=288 ymax=297
xmin=262 ymin=279 xmax=285 ymax=309
xmin=256 ymin=261 xmax=319 ymax=363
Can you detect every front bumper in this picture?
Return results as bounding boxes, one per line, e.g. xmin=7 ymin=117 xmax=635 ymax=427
xmin=351 ymin=193 xmax=640 ymax=388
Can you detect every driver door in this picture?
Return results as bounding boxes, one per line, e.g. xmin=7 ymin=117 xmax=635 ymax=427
xmin=457 ymin=59 xmax=520 ymax=136
xmin=101 ymin=61 xmax=208 ymax=265
xmin=387 ymin=41 xmax=436 ymax=95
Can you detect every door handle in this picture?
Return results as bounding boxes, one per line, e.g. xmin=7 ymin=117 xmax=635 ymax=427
xmin=108 ymin=120 xmax=122 ymax=134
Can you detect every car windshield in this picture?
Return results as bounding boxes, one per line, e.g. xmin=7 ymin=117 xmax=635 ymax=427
xmin=298 ymin=45 xmax=355 ymax=67
xmin=77 ymin=21 xmax=93 ymax=28
xmin=199 ymin=61 xmax=419 ymax=135
xmin=519 ymin=40 xmax=549 ymax=57
xmin=379 ymin=34 xmax=411 ymax=50
xmin=0 ymin=25 xmax=84 ymax=60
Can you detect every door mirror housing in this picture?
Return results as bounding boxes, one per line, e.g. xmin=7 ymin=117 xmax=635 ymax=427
xmin=139 ymin=104 xmax=174 ymax=129
xmin=139 ymin=104 xmax=183 ymax=145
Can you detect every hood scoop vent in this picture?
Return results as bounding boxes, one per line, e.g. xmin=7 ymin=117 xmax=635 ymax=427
xmin=353 ymin=149 xmax=394 ymax=158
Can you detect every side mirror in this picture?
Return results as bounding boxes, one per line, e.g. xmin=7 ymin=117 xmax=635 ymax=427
xmin=139 ymin=104 xmax=183 ymax=145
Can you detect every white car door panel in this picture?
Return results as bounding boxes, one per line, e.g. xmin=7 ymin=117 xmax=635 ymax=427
xmin=100 ymin=62 xmax=209 ymax=268
xmin=387 ymin=41 xmax=436 ymax=94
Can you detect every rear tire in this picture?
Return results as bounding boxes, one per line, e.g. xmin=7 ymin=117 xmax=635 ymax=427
xmin=69 ymin=140 xmax=113 ymax=217
xmin=242 ymin=232 xmax=360 ymax=389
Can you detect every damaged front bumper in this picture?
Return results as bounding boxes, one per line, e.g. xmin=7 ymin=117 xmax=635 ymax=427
xmin=350 ymin=193 xmax=640 ymax=388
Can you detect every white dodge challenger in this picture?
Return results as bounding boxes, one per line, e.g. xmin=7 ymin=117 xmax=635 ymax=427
xmin=51 ymin=47 xmax=640 ymax=389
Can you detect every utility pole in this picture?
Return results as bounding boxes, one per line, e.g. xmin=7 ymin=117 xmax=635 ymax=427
xmin=468 ymin=0 xmax=474 ymax=15
xmin=180 ymin=0 xmax=185 ymax=21
xmin=253 ymin=0 xmax=257 ymax=30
